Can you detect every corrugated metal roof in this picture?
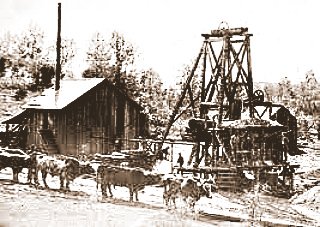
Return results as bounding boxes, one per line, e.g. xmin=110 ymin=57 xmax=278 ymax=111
xmin=22 ymin=78 xmax=105 ymax=109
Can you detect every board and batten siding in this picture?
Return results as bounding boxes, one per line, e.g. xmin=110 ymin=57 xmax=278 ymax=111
xmin=26 ymin=80 xmax=146 ymax=155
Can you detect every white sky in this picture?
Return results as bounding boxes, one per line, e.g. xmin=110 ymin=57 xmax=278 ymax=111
xmin=0 ymin=0 xmax=320 ymax=87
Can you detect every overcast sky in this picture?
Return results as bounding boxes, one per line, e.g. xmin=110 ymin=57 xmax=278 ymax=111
xmin=0 ymin=0 xmax=319 ymax=87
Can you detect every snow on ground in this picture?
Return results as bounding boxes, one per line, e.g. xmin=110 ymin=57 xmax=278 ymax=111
xmin=2 ymin=140 xmax=320 ymax=226
xmin=290 ymin=186 xmax=320 ymax=223
xmin=196 ymin=193 xmax=248 ymax=220
xmin=289 ymin=148 xmax=320 ymax=174
xmin=152 ymin=160 xmax=172 ymax=174
xmin=291 ymin=185 xmax=320 ymax=205
xmin=0 ymin=186 xmax=217 ymax=227
xmin=285 ymin=139 xmax=320 ymax=225
xmin=0 ymin=168 xmax=247 ymax=226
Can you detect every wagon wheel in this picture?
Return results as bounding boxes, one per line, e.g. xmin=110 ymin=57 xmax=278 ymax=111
xmin=253 ymin=90 xmax=264 ymax=102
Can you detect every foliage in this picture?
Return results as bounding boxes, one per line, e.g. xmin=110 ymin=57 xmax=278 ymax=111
xmin=60 ymin=38 xmax=76 ymax=78
xmin=260 ymin=70 xmax=320 ymax=118
xmin=0 ymin=25 xmax=76 ymax=92
xmin=135 ymin=69 xmax=164 ymax=131
xmin=84 ymin=31 xmax=140 ymax=101
xmin=109 ymin=31 xmax=135 ymax=84
xmin=14 ymin=88 xmax=28 ymax=101
xmin=84 ymin=31 xmax=136 ymax=93
xmin=18 ymin=26 xmax=44 ymax=71
xmin=86 ymin=32 xmax=111 ymax=76
xmin=174 ymin=62 xmax=202 ymax=120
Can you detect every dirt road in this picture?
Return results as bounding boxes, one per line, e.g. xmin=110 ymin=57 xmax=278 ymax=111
xmin=1 ymin=149 xmax=319 ymax=227
xmin=0 ymin=169 xmax=250 ymax=227
xmin=0 ymin=185 xmax=210 ymax=227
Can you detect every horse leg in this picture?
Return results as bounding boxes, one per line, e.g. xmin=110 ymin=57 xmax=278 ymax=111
xmin=190 ymin=200 xmax=195 ymax=213
xmin=60 ymin=178 xmax=64 ymax=190
xmin=191 ymin=199 xmax=198 ymax=220
xmin=163 ymin=183 xmax=168 ymax=205
xmin=134 ymin=187 xmax=139 ymax=202
xmin=27 ymin=168 xmax=32 ymax=184
xmin=60 ymin=171 xmax=65 ymax=190
xmin=33 ymin=173 xmax=39 ymax=189
xmin=34 ymin=168 xmax=39 ymax=187
xmin=12 ymin=168 xmax=19 ymax=183
xmin=28 ymin=167 xmax=39 ymax=187
xmin=42 ymin=171 xmax=48 ymax=188
xmin=101 ymin=183 xmax=107 ymax=197
xmin=96 ymin=179 xmax=99 ymax=191
xmin=172 ymin=196 xmax=177 ymax=209
xmin=65 ymin=177 xmax=70 ymax=191
xmin=107 ymin=183 xmax=113 ymax=198
xmin=182 ymin=197 xmax=188 ymax=214
xmin=163 ymin=191 xmax=169 ymax=206
xmin=129 ymin=186 xmax=134 ymax=202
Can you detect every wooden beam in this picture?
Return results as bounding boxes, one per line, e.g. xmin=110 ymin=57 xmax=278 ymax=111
xmin=55 ymin=3 xmax=61 ymax=91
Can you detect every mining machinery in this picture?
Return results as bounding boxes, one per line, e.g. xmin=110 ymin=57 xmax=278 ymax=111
xmin=162 ymin=23 xmax=299 ymax=196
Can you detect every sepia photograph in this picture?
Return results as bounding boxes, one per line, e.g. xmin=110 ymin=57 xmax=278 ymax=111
xmin=0 ymin=0 xmax=320 ymax=226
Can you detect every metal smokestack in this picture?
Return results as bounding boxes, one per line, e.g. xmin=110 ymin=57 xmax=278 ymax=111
xmin=55 ymin=3 xmax=61 ymax=91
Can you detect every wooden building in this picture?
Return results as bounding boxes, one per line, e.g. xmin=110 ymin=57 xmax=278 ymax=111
xmin=5 ymin=78 xmax=147 ymax=155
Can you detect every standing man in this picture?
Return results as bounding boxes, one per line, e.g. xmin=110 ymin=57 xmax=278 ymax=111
xmin=177 ymin=152 xmax=184 ymax=174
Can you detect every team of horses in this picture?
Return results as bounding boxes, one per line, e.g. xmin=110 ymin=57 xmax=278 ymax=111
xmin=0 ymin=148 xmax=215 ymax=214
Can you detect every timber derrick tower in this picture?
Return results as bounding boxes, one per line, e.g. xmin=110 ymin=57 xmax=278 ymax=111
xmin=164 ymin=26 xmax=254 ymax=139
xmin=163 ymin=24 xmax=299 ymax=196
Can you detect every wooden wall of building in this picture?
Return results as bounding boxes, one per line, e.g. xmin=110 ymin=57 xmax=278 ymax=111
xmin=26 ymin=80 xmax=146 ymax=155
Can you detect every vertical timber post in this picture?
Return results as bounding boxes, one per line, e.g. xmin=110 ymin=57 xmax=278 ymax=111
xmin=55 ymin=3 xmax=61 ymax=91
xmin=246 ymin=35 xmax=254 ymax=118
xmin=218 ymin=36 xmax=227 ymax=125
xmin=200 ymin=41 xmax=207 ymax=116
